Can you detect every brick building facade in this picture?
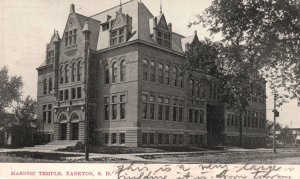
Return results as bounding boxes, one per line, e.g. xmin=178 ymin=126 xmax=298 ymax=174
xmin=36 ymin=0 xmax=267 ymax=148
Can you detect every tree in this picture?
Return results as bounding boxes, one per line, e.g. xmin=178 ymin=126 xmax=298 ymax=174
xmin=15 ymin=96 xmax=37 ymax=127
xmin=0 ymin=66 xmax=23 ymax=127
xmin=14 ymin=96 xmax=37 ymax=146
xmin=189 ymin=0 xmax=300 ymax=106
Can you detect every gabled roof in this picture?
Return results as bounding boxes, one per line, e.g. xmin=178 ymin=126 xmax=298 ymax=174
xmin=76 ymin=13 xmax=101 ymax=50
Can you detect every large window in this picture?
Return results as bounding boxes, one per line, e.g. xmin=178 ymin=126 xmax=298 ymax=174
xmin=120 ymin=60 xmax=126 ymax=82
xmin=71 ymin=63 xmax=76 ymax=82
xmin=65 ymin=29 xmax=77 ymax=47
xmin=60 ymin=66 xmax=64 ymax=84
xmin=173 ymin=67 xmax=178 ymax=86
xmin=179 ymin=68 xmax=184 ymax=87
xmin=77 ymin=61 xmax=82 ymax=82
xmin=104 ymin=97 xmax=110 ymax=120
xmin=143 ymin=59 xmax=149 ymax=81
xmin=64 ymin=64 xmax=69 ymax=83
xmin=111 ymin=28 xmax=125 ymax=46
xmin=104 ymin=64 xmax=110 ymax=84
xmin=47 ymin=50 xmax=54 ymax=64
xmin=158 ymin=64 xmax=163 ymax=84
xmin=120 ymin=95 xmax=126 ymax=119
xmin=158 ymin=97 xmax=163 ymax=120
xmin=112 ymin=62 xmax=117 ymax=83
xmin=77 ymin=87 xmax=82 ymax=99
xmin=43 ymin=79 xmax=47 ymax=95
xmin=150 ymin=61 xmax=156 ymax=82
xmin=149 ymin=96 xmax=155 ymax=120
xmin=120 ymin=133 xmax=125 ymax=144
xmin=47 ymin=104 xmax=52 ymax=124
xmin=157 ymin=30 xmax=170 ymax=48
xmin=42 ymin=105 xmax=47 ymax=124
xmin=142 ymin=94 xmax=148 ymax=119
xmin=111 ymin=133 xmax=117 ymax=144
xmin=165 ymin=65 xmax=170 ymax=85
xmin=48 ymin=77 xmax=53 ymax=94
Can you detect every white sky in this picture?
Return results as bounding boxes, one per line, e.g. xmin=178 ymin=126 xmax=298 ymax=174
xmin=0 ymin=0 xmax=299 ymax=128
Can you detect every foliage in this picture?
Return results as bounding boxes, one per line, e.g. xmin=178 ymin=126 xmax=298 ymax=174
xmin=15 ymin=96 xmax=37 ymax=127
xmin=189 ymin=0 xmax=300 ymax=107
xmin=0 ymin=66 xmax=23 ymax=127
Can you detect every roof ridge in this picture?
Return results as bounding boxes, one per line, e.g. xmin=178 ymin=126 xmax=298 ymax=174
xmin=76 ymin=13 xmax=101 ymax=23
xmin=89 ymin=0 xmax=135 ymax=18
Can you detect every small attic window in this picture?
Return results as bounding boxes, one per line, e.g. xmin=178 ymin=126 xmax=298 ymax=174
xmin=102 ymin=23 xmax=109 ymax=31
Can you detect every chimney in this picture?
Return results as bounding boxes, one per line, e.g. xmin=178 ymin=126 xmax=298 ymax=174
xmin=153 ymin=17 xmax=157 ymax=28
xmin=70 ymin=4 xmax=75 ymax=14
xmin=168 ymin=23 xmax=172 ymax=32
xmin=194 ymin=30 xmax=197 ymax=36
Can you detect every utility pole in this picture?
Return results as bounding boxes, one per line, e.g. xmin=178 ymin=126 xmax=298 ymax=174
xmin=83 ymin=20 xmax=91 ymax=161
xmin=273 ymin=93 xmax=277 ymax=153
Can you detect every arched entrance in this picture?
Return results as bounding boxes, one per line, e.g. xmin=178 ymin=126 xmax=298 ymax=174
xmin=59 ymin=114 xmax=68 ymax=140
xmin=70 ymin=113 xmax=79 ymax=140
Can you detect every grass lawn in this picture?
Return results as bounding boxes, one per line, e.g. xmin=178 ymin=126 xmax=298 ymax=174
xmin=138 ymin=149 xmax=300 ymax=164
xmin=0 ymin=151 xmax=83 ymax=162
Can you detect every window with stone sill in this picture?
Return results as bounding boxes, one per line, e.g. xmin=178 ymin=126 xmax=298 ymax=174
xmin=111 ymin=28 xmax=125 ymax=46
xmin=120 ymin=133 xmax=125 ymax=144
xmin=157 ymin=31 xmax=170 ymax=48
xmin=65 ymin=29 xmax=77 ymax=47
xmin=142 ymin=59 xmax=149 ymax=81
xmin=47 ymin=50 xmax=54 ymax=64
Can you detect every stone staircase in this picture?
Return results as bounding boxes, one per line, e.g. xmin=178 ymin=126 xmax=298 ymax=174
xmin=22 ymin=140 xmax=80 ymax=152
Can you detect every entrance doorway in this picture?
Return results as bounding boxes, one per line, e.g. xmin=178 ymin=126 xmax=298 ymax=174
xmin=71 ymin=123 xmax=79 ymax=140
xmin=60 ymin=123 xmax=67 ymax=140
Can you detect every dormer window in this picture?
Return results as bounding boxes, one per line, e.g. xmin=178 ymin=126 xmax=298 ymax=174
xmin=111 ymin=28 xmax=125 ymax=46
xmin=157 ymin=30 xmax=170 ymax=48
xmin=102 ymin=23 xmax=109 ymax=31
xmin=65 ymin=29 xmax=77 ymax=47
xmin=46 ymin=50 xmax=54 ymax=64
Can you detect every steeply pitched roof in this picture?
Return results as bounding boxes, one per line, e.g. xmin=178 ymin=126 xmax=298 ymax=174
xmin=76 ymin=13 xmax=101 ymax=51
xmin=87 ymin=0 xmax=188 ymax=53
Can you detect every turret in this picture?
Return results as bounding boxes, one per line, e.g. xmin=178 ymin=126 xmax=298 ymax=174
xmin=83 ymin=20 xmax=91 ymax=49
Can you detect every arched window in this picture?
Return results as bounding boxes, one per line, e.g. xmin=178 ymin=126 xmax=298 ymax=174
xmin=48 ymin=77 xmax=53 ymax=94
xmin=120 ymin=60 xmax=126 ymax=82
xmin=178 ymin=68 xmax=184 ymax=87
xmin=64 ymin=64 xmax=69 ymax=83
xmin=59 ymin=114 xmax=67 ymax=123
xmin=104 ymin=64 xmax=110 ymax=84
xmin=173 ymin=67 xmax=178 ymax=86
xmin=158 ymin=63 xmax=163 ymax=84
xmin=71 ymin=62 xmax=76 ymax=82
xmin=195 ymin=80 xmax=200 ymax=97
xmin=150 ymin=61 xmax=156 ymax=82
xmin=142 ymin=59 xmax=149 ymax=81
xmin=112 ymin=62 xmax=117 ymax=83
xmin=165 ymin=65 xmax=170 ymax=85
xmin=43 ymin=78 xmax=48 ymax=95
xmin=199 ymin=80 xmax=205 ymax=98
xmin=77 ymin=61 xmax=82 ymax=81
xmin=60 ymin=66 xmax=64 ymax=84
xmin=189 ymin=79 xmax=194 ymax=96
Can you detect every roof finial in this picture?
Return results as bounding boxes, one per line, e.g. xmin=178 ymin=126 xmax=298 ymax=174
xmin=160 ymin=0 xmax=162 ymax=14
